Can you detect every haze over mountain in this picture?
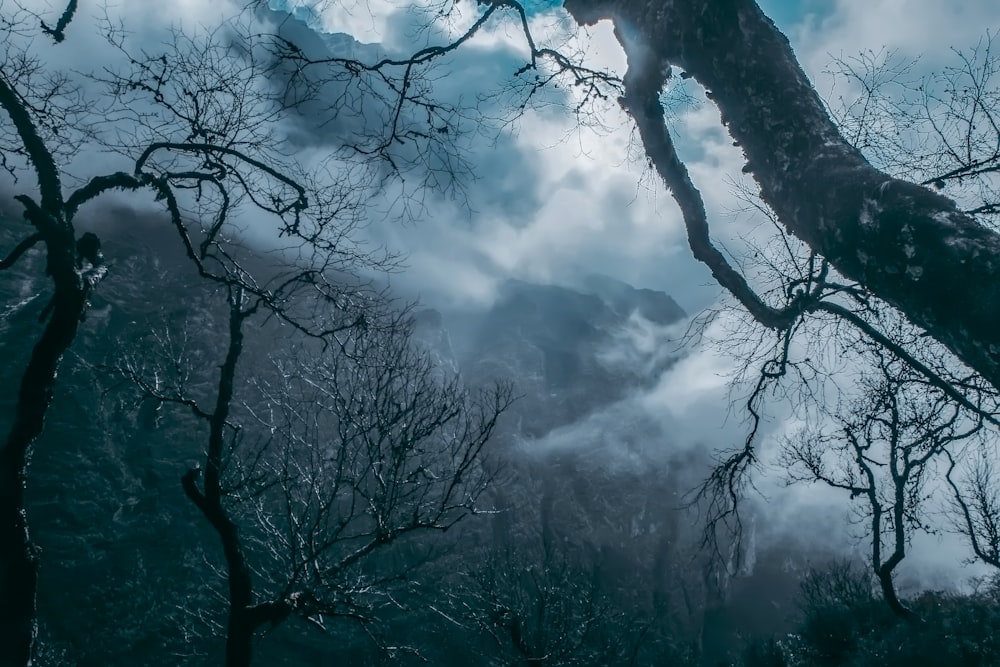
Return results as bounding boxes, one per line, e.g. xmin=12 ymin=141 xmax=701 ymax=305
xmin=0 ymin=212 xmax=800 ymax=664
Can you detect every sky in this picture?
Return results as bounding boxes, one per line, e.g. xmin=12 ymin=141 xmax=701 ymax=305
xmin=265 ymin=0 xmax=999 ymax=315
xmin=5 ymin=0 xmax=1000 ymax=586
xmin=268 ymin=0 xmax=999 ymax=584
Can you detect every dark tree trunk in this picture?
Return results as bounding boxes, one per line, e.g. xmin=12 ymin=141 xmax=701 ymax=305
xmin=0 ymin=59 xmax=89 ymax=667
xmin=877 ymin=567 xmax=913 ymax=621
xmin=0 ymin=281 xmax=87 ymax=667
xmin=225 ymin=610 xmax=255 ymax=667
xmin=182 ymin=301 xmax=280 ymax=667
xmin=564 ymin=0 xmax=1000 ymax=390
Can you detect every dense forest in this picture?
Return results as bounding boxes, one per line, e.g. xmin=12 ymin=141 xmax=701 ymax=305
xmin=3 ymin=0 xmax=1000 ymax=665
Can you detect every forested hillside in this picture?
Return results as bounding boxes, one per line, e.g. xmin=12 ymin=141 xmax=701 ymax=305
xmin=4 ymin=1 xmax=1000 ymax=665
xmin=4 ymin=216 xmax=999 ymax=665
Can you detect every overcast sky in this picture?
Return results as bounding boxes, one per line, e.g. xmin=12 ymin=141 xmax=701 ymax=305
xmin=280 ymin=0 xmax=995 ymax=582
xmin=272 ymin=0 xmax=998 ymax=314
xmin=9 ymin=0 xmax=1000 ymax=586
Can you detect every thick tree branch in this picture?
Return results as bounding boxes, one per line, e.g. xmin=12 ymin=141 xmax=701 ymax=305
xmin=65 ymin=172 xmax=149 ymax=221
xmin=565 ymin=0 xmax=1000 ymax=390
xmin=0 ymin=233 xmax=42 ymax=270
xmin=39 ymin=0 xmax=77 ymax=43
xmin=0 ymin=77 xmax=64 ymax=214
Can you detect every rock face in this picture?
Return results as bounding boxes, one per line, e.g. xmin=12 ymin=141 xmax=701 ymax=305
xmin=457 ymin=277 xmax=685 ymax=438
xmin=581 ymin=274 xmax=686 ymax=327
xmin=443 ymin=278 xmax=715 ymax=662
xmin=411 ymin=308 xmax=459 ymax=375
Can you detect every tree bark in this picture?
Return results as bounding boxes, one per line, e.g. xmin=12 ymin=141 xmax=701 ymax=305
xmin=0 ymin=277 xmax=88 ymax=667
xmin=182 ymin=300 xmax=268 ymax=667
xmin=0 ymin=53 xmax=84 ymax=667
xmin=876 ymin=565 xmax=913 ymax=621
xmin=564 ymin=0 xmax=1000 ymax=390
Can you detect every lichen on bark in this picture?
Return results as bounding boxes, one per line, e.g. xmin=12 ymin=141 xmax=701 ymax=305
xmin=563 ymin=0 xmax=1000 ymax=390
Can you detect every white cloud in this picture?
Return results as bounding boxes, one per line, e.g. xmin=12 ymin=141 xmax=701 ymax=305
xmin=789 ymin=0 xmax=999 ymax=87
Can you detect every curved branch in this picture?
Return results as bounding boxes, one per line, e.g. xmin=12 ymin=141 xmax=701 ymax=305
xmin=0 ymin=233 xmax=42 ymax=270
xmin=0 ymin=77 xmax=64 ymax=213
xmin=134 ymin=142 xmax=306 ymax=212
xmin=65 ymin=172 xmax=149 ymax=221
xmin=617 ymin=37 xmax=807 ymax=331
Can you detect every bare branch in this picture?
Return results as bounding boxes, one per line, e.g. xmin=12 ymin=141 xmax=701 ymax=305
xmin=0 ymin=232 xmax=41 ymax=270
xmin=39 ymin=0 xmax=76 ymax=43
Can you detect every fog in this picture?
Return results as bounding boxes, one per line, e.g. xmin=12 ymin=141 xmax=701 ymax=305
xmin=3 ymin=0 xmax=1000 ymax=663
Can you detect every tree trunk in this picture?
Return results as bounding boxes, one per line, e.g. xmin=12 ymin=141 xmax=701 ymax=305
xmin=225 ymin=610 xmax=255 ymax=667
xmin=564 ymin=0 xmax=1000 ymax=390
xmin=877 ymin=568 xmax=913 ymax=621
xmin=183 ymin=468 xmax=261 ymax=667
xmin=182 ymin=300 xmax=272 ymax=667
xmin=0 ymin=282 xmax=87 ymax=667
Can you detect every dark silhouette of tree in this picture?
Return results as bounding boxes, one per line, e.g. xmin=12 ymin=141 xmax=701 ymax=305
xmin=794 ymin=559 xmax=880 ymax=666
xmin=113 ymin=292 xmax=511 ymax=666
xmin=558 ymin=0 xmax=1000 ymax=393
xmin=671 ymin=37 xmax=1000 ymax=561
xmin=780 ymin=348 xmax=988 ymax=619
xmin=752 ymin=561 xmax=1000 ymax=667
xmin=0 ymin=5 xmax=380 ymax=663
xmin=450 ymin=542 xmax=656 ymax=667
xmin=945 ymin=445 xmax=1000 ymax=570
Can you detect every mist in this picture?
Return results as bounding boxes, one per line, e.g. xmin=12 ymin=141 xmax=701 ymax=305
xmin=3 ymin=0 xmax=1000 ymax=664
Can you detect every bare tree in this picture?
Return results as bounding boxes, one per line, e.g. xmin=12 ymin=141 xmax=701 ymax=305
xmin=945 ymin=445 xmax=1000 ymax=570
xmin=0 ymin=4 xmax=381 ymax=663
xmin=676 ymin=35 xmax=1000 ymax=564
xmin=450 ymin=543 xmax=652 ymax=667
xmin=780 ymin=349 xmax=985 ymax=618
xmin=259 ymin=0 xmax=622 ymax=215
xmin=827 ymin=41 xmax=1000 ymax=222
xmin=112 ymin=288 xmax=511 ymax=666
xmin=554 ymin=0 xmax=1000 ymax=393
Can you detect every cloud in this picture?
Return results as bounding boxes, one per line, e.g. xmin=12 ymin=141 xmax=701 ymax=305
xmin=787 ymin=0 xmax=999 ymax=86
xmin=7 ymin=0 xmax=993 ymax=313
xmin=258 ymin=6 xmax=1000 ymax=595
xmin=5 ymin=0 xmax=993 ymax=597
xmin=292 ymin=9 xmax=745 ymax=312
xmin=0 ymin=0 xmax=760 ymax=314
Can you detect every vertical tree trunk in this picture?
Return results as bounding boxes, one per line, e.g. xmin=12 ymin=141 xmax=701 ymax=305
xmin=877 ymin=568 xmax=913 ymax=621
xmin=225 ymin=610 xmax=255 ymax=667
xmin=0 ymin=283 xmax=87 ymax=667
xmin=182 ymin=299 xmax=266 ymax=667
